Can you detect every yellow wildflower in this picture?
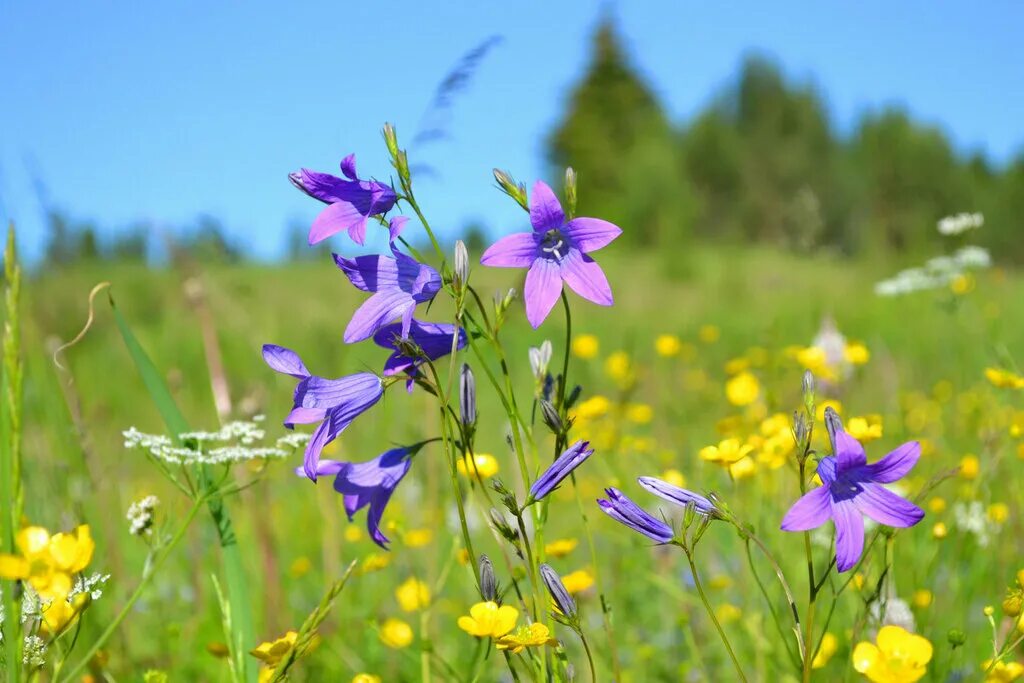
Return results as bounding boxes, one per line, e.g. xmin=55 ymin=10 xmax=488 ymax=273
xmin=544 ymin=538 xmax=579 ymax=558
xmin=845 ymin=342 xmax=870 ymax=365
xmin=496 ymin=623 xmax=557 ymax=654
xmin=654 ymin=334 xmax=682 ymax=358
xmin=626 ymin=403 xmax=653 ymax=424
xmin=250 ymin=631 xmax=300 ymax=683
xmin=344 ymin=526 xmax=364 ymax=542
xmin=715 ymin=603 xmax=742 ymax=624
xmin=852 ymin=625 xmax=932 ymax=683
xmin=708 ymin=575 xmax=732 ymax=590
xmin=959 ymin=455 xmax=980 ymax=480
xmin=572 ymin=395 xmax=611 ymax=421
xmin=950 ymin=273 xmax=974 ymax=295
xmin=571 ymin=334 xmax=600 ymax=359
xmin=698 ymin=324 xmax=720 ymax=344
xmin=729 ymin=457 xmax=757 ymax=479
xmin=456 ymin=453 xmax=499 ymax=479
xmin=395 ymin=577 xmax=430 ymax=612
xmin=812 ymin=632 xmax=838 ymax=669
xmin=986 ymin=368 xmax=1024 ymax=390
xmin=604 ymin=351 xmax=633 ymax=386
xmin=724 ymin=357 xmax=750 ymax=375
xmin=846 ymin=415 xmax=883 ymax=443
xmin=927 ymin=497 xmax=946 ymax=514
xmin=982 ymin=659 xmax=1024 ymax=682
xmin=352 ymin=675 xmax=382 ymax=683
xmin=796 ymin=346 xmax=831 ymax=378
xmin=379 ymin=618 xmax=413 ymax=649
xmin=912 ymin=590 xmax=933 ymax=609
xmin=988 ymin=503 xmax=1010 ymax=524
xmin=725 ymin=372 xmax=760 ymax=406
xmin=288 ymin=556 xmax=312 ymax=579
xmin=660 ymin=468 xmax=686 ymax=488
xmin=815 ymin=400 xmax=843 ymax=421
xmin=457 ymin=601 xmax=519 ymax=638
xmin=360 ymin=553 xmax=391 ymax=574
xmin=403 ymin=529 xmax=434 ymax=548
xmin=561 ymin=569 xmax=595 ymax=594
xmin=700 ymin=438 xmax=753 ymax=466
xmin=932 ymin=522 xmax=948 ymax=540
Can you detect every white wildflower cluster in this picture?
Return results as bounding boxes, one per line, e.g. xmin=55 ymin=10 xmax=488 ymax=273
xmin=19 ymin=586 xmax=45 ymax=624
xmin=874 ymin=245 xmax=992 ymax=297
xmin=123 ymin=420 xmax=302 ymax=466
xmin=68 ymin=572 xmax=111 ymax=602
xmin=23 ymin=635 xmax=46 ymax=667
xmin=869 ymin=596 xmax=916 ymax=633
xmin=937 ymin=212 xmax=983 ymax=236
xmin=127 ymin=495 xmax=160 ymax=536
xmin=953 ymin=501 xmax=992 ymax=547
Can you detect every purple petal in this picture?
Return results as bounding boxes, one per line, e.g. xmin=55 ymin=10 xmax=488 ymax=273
xmin=340 ymin=154 xmax=358 ymax=180
xmin=284 ymin=406 xmax=326 ymax=427
xmin=817 ymin=456 xmax=838 ymax=484
xmin=294 ymin=459 xmax=346 ymax=478
xmin=388 ymin=216 xmax=409 ymax=242
xmin=834 ymin=429 xmax=867 ymax=471
xmin=298 ymin=373 xmax=383 ymax=410
xmin=263 ymin=344 xmax=310 ymax=378
xmin=560 ymin=248 xmax=613 ymax=306
xmin=480 ymin=232 xmax=540 ymax=268
xmin=854 ymin=483 xmax=925 ymax=528
xmin=290 ymin=169 xmax=351 ymax=204
xmin=529 ymin=440 xmax=593 ymax=500
xmin=781 ymin=485 xmax=832 ymax=531
xmin=597 ymin=487 xmax=674 ymax=544
xmin=333 ymin=253 xmax=401 ymax=292
xmin=636 ymin=477 xmax=717 ymax=515
xmin=832 ymin=499 xmax=865 ymax=572
xmin=529 ymin=180 xmax=565 ymax=232
xmin=310 ymin=202 xmax=368 ymax=245
xmin=343 ymin=290 xmax=413 ymax=343
xmin=865 ymin=442 xmax=920 ymax=483
xmin=524 ymin=258 xmax=563 ymax=328
xmin=564 ymin=217 xmax=622 ymax=253
xmin=303 ymin=418 xmax=336 ymax=481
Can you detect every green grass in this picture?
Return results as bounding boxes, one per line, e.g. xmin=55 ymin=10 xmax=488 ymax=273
xmin=17 ymin=244 xmax=1024 ymax=681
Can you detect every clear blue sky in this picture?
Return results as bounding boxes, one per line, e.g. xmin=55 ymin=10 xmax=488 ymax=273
xmin=2 ymin=1 xmax=1022 ymax=264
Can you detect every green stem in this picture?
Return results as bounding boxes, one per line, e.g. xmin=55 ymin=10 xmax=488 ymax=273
xmin=684 ymin=548 xmax=747 ymax=682
xmin=743 ymin=538 xmax=802 ymax=670
xmin=579 ymin=632 xmax=598 ymax=683
xmin=58 ymin=496 xmax=206 ymax=683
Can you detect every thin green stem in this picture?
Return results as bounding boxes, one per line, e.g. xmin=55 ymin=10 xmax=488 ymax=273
xmin=684 ymin=548 xmax=747 ymax=682
xmin=579 ymin=632 xmax=598 ymax=683
xmin=743 ymin=539 xmax=801 ymax=670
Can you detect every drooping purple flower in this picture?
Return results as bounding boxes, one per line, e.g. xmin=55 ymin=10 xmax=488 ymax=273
xmin=597 ymin=487 xmax=674 ymax=544
xmin=780 ymin=415 xmax=924 ymax=572
xmin=637 ymin=477 xmax=720 ymax=517
xmin=372 ymin=319 xmax=467 ymax=391
xmin=263 ymin=344 xmax=384 ymax=480
xmin=528 ymin=440 xmax=594 ymax=502
xmin=300 ymin=445 xmax=420 ymax=549
xmin=333 ymin=247 xmax=442 ymax=343
xmin=289 ymin=154 xmax=397 ymax=246
xmin=480 ymin=180 xmax=622 ymax=328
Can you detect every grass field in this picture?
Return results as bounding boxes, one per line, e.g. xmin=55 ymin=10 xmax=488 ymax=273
xmin=10 ymin=242 xmax=1024 ymax=681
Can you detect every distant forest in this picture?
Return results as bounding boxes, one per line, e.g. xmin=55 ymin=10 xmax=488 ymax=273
xmin=39 ymin=19 xmax=1024 ymax=267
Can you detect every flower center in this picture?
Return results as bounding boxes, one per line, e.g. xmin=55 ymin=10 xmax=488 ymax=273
xmin=540 ymin=229 xmax=567 ymax=261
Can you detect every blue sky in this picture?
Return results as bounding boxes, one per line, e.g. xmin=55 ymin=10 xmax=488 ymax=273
xmin=2 ymin=1 xmax=1022 ymax=263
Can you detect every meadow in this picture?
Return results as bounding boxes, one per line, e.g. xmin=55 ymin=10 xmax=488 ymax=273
xmin=6 ymin=219 xmax=1024 ymax=683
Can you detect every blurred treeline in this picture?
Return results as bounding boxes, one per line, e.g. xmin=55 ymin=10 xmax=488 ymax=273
xmin=37 ymin=19 xmax=1024 ymax=268
xmin=550 ymin=20 xmax=1024 ymax=261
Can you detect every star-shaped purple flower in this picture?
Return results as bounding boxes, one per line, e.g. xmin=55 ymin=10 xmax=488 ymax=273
xmin=372 ymin=319 xmax=467 ymax=391
xmin=781 ymin=413 xmax=924 ymax=572
xmin=301 ymin=445 xmax=418 ymax=549
xmin=481 ymin=180 xmax=622 ymax=328
xmin=263 ymin=344 xmax=384 ymax=480
xmin=333 ymin=247 xmax=442 ymax=343
xmin=290 ymin=154 xmax=398 ymax=246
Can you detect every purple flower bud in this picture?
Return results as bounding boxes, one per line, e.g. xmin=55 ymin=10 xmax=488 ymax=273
xmin=460 ymin=363 xmax=476 ymax=429
xmin=540 ymin=563 xmax=577 ymax=619
xmin=597 ymin=487 xmax=673 ymax=544
xmin=637 ymin=477 xmax=719 ymax=517
xmin=528 ymin=440 xmax=594 ymax=502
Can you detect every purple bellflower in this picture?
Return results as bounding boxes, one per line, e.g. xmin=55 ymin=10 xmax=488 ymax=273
xmin=637 ymin=477 xmax=720 ymax=517
xmin=333 ymin=247 xmax=442 ymax=343
xmin=480 ymin=180 xmax=622 ymax=328
xmin=781 ymin=411 xmax=924 ymax=572
xmin=289 ymin=154 xmax=398 ymax=246
xmin=372 ymin=319 xmax=467 ymax=391
xmin=300 ymin=444 xmax=422 ymax=549
xmin=263 ymin=344 xmax=384 ymax=481
xmin=527 ymin=440 xmax=594 ymax=502
xmin=597 ymin=487 xmax=674 ymax=544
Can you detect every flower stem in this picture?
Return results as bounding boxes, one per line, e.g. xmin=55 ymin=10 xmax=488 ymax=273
xmin=579 ymin=632 xmax=598 ymax=683
xmin=683 ymin=548 xmax=747 ymax=682
xmin=57 ymin=495 xmax=207 ymax=683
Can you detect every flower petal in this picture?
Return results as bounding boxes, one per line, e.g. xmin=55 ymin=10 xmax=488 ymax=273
xmin=781 ymin=485 xmax=832 ymax=531
xmin=854 ymin=483 xmax=925 ymax=528
xmin=344 ymin=291 xmax=413 ymax=343
xmin=262 ymin=344 xmax=310 ymax=378
xmin=524 ymin=258 xmax=562 ymax=328
xmin=816 ymin=456 xmax=838 ymax=484
xmin=560 ymin=249 xmax=613 ymax=306
xmin=529 ymin=180 xmax=565 ymax=232
xmin=310 ymin=201 xmax=368 ymax=245
xmin=834 ymin=429 xmax=867 ymax=471
xmin=865 ymin=441 xmax=920 ymax=483
xmin=333 ymin=253 xmax=401 ymax=292
xmin=637 ymin=477 xmax=717 ymax=515
xmin=564 ymin=217 xmax=622 ymax=253
xmin=832 ymin=499 xmax=865 ymax=572
xmin=480 ymin=232 xmax=539 ymax=268
xmin=284 ymin=406 xmax=326 ymax=427
xmin=340 ymin=153 xmax=358 ymax=180
xmin=388 ymin=216 xmax=409 ymax=242
xmin=303 ymin=417 xmax=336 ymax=481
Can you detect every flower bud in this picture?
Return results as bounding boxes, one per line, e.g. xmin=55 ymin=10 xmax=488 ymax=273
xmin=793 ymin=411 xmax=810 ymax=452
xmin=1003 ymin=593 xmax=1022 ymax=617
xmin=947 ymin=629 xmax=966 ymax=647
xmin=540 ymin=563 xmax=578 ymax=620
xmin=540 ymin=399 xmax=563 ymax=434
xmin=802 ymin=370 xmax=815 ymax=415
xmin=529 ymin=341 xmax=552 ymax=381
xmin=460 ymin=363 xmax=476 ymax=429
xmin=564 ymin=385 xmax=582 ymax=410
xmin=454 ymin=240 xmax=469 ymax=290
xmin=382 ymin=123 xmax=399 ymax=158
xmin=824 ymin=406 xmax=843 ymax=455
xmin=395 ymin=149 xmax=410 ymax=187
xmin=478 ymin=554 xmax=498 ymax=602
xmin=564 ymin=167 xmax=577 ymax=218
xmin=493 ymin=169 xmax=529 ymax=211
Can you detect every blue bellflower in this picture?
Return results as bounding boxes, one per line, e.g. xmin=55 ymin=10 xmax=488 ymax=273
xmin=372 ymin=319 xmax=466 ymax=391
xmin=597 ymin=487 xmax=674 ymax=544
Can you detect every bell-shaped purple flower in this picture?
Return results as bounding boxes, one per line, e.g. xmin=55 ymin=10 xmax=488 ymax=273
xmin=263 ymin=344 xmax=384 ymax=480
xmin=290 ymin=154 xmax=398 ymax=246
xmin=333 ymin=247 xmax=442 ymax=343
xmin=637 ymin=477 xmax=720 ymax=517
xmin=372 ymin=319 xmax=467 ymax=391
xmin=528 ymin=440 xmax=594 ymax=502
xmin=480 ymin=180 xmax=622 ymax=328
xmin=781 ymin=419 xmax=924 ymax=572
xmin=300 ymin=445 xmax=419 ymax=549
xmin=597 ymin=487 xmax=674 ymax=544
